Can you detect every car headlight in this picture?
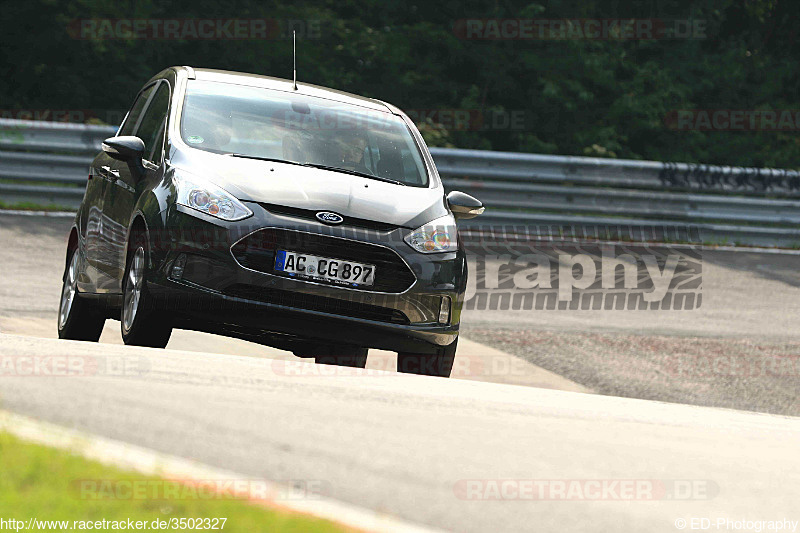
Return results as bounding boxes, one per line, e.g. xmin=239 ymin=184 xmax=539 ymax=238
xmin=404 ymin=215 xmax=458 ymax=253
xmin=175 ymin=171 xmax=252 ymax=221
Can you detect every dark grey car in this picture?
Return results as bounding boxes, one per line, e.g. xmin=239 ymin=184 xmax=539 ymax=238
xmin=57 ymin=66 xmax=483 ymax=377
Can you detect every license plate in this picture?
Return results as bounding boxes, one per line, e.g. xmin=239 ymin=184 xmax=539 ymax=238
xmin=274 ymin=250 xmax=376 ymax=287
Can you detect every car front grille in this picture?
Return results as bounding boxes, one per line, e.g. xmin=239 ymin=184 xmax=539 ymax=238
xmin=224 ymin=284 xmax=410 ymax=324
xmin=260 ymin=203 xmax=400 ymax=233
xmin=231 ymin=228 xmax=416 ymax=293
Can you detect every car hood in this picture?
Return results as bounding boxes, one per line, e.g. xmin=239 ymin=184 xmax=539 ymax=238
xmin=172 ymin=151 xmax=447 ymax=228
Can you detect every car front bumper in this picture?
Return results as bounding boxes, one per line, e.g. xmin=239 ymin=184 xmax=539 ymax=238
xmin=144 ymin=202 xmax=466 ymax=354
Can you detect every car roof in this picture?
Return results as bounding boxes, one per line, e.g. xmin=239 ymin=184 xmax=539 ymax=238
xmin=163 ymin=66 xmax=396 ymax=114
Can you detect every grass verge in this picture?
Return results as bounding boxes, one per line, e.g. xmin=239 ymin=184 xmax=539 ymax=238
xmin=0 ymin=200 xmax=74 ymax=211
xmin=0 ymin=431 xmax=350 ymax=532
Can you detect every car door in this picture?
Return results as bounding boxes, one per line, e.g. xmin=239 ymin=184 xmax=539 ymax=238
xmin=94 ymin=84 xmax=156 ymax=292
xmin=79 ymin=150 xmax=115 ymax=293
xmin=101 ymin=81 xmax=171 ymax=293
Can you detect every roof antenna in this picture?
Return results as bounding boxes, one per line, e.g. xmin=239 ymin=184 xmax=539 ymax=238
xmin=292 ymin=30 xmax=298 ymax=91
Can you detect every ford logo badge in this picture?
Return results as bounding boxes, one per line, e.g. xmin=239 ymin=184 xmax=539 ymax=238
xmin=316 ymin=211 xmax=344 ymax=225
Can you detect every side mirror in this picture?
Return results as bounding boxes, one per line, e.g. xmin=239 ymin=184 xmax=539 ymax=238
xmin=102 ymin=136 xmax=146 ymax=177
xmin=102 ymin=136 xmax=145 ymax=162
xmin=447 ymin=191 xmax=484 ymax=220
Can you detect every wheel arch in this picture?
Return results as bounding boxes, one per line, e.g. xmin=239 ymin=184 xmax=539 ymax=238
xmin=124 ymin=212 xmax=150 ymax=269
xmin=64 ymin=226 xmax=80 ymax=277
xmin=123 ymin=176 xmax=172 ymax=289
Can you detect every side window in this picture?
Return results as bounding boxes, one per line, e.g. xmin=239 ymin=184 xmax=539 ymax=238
xmin=148 ymin=122 xmax=166 ymax=164
xmin=134 ymin=83 xmax=170 ymax=164
xmin=118 ymin=85 xmax=155 ymax=136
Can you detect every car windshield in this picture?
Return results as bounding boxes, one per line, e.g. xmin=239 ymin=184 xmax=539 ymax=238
xmin=180 ymin=80 xmax=428 ymax=187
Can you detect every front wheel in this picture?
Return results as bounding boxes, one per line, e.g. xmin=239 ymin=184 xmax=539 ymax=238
xmin=397 ymin=338 xmax=458 ymax=378
xmin=57 ymin=247 xmax=105 ymax=341
xmin=121 ymin=234 xmax=172 ymax=348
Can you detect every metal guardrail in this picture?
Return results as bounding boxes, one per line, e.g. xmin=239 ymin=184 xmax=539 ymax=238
xmin=0 ymin=119 xmax=115 ymax=154
xmin=1 ymin=118 xmax=799 ymax=247
xmin=433 ymin=148 xmax=800 ymax=247
xmin=431 ymin=147 xmax=800 ymax=194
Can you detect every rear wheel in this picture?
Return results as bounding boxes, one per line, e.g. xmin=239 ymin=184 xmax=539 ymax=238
xmin=311 ymin=345 xmax=369 ymax=368
xmin=397 ymin=338 xmax=458 ymax=378
xmin=121 ymin=233 xmax=172 ymax=348
xmin=57 ymin=247 xmax=105 ymax=341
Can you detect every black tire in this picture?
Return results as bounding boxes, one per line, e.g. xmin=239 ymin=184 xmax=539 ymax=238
xmin=121 ymin=232 xmax=172 ymax=348
xmin=397 ymin=338 xmax=458 ymax=378
xmin=57 ymin=246 xmax=105 ymax=341
xmin=313 ymin=345 xmax=369 ymax=368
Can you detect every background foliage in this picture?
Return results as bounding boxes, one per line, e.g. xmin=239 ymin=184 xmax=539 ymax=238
xmin=1 ymin=0 xmax=798 ymax=167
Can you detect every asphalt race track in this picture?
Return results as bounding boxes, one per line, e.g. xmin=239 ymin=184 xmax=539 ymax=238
xmin=1 ymin=213 xmax=800 ymax=532
xmin=2 ymin=334 xmax=799 ymax=533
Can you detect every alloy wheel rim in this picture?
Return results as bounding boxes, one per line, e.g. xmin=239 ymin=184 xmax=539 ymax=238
xmin=59 ymin=252 xmax=79 ymax=328
xmin=123 ymin=246 xmax=145 ymax=332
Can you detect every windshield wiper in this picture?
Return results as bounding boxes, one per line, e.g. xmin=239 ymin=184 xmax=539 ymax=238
xmin=300 ymin=163 xmax=406 ymax=186
xmin=226 ymin=153 xmax=305 ymax=167
xmin=227 ymin=155 xmax=407 ymax=186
